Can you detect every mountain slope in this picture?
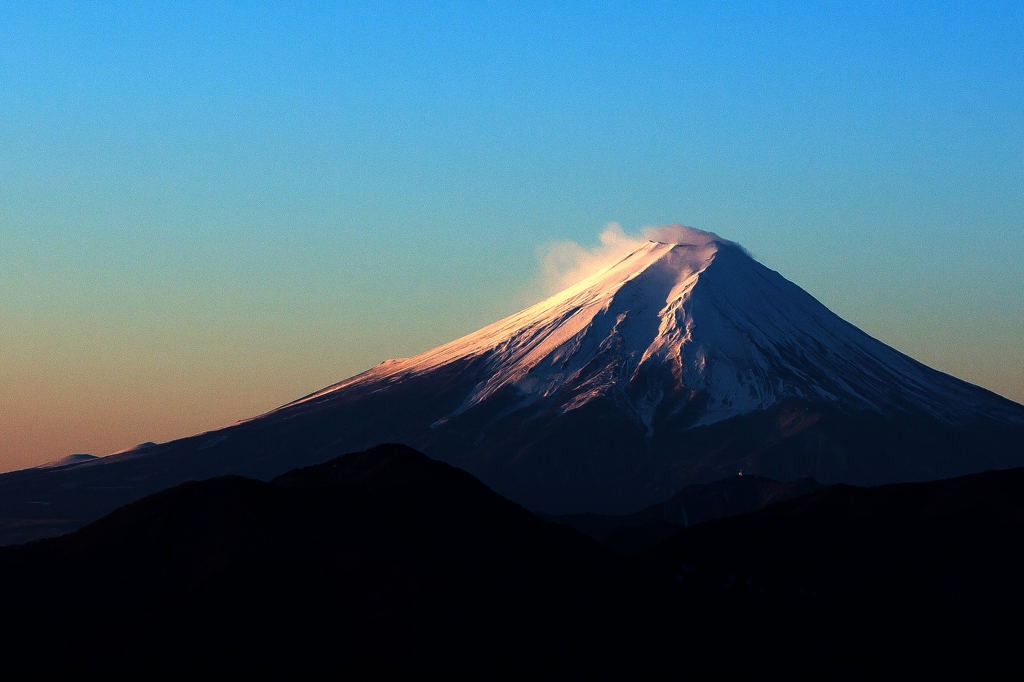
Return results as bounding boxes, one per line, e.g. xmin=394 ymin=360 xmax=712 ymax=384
xmin=253 ymin=236 xmax=1021 ymax=512
xmin=1 ymin=232 xmax=1022 ymax=541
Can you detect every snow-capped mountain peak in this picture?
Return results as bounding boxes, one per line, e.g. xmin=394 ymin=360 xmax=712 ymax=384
xmin=288 ymin=238 xmax=1018 ymax=431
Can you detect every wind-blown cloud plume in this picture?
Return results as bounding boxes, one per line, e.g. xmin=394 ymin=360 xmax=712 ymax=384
xmin=535 ymin=223 xmax=727 ymax=294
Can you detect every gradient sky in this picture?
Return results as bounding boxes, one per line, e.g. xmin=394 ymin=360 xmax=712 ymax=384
xmin=2 ymin=1 xmax=1022 ymax=472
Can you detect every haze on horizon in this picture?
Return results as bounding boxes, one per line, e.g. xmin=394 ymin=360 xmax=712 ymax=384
xmin=2 ymin=2 xmax=1022 ymax=473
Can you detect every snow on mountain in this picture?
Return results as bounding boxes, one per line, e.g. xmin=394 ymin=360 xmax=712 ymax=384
xmin=283 ymin=237 xmax=1020 ymax=433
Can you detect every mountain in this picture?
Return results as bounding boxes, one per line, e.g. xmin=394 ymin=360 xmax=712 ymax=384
xmin=2 ymin=444 xmax=1022 ymax=675
xmin=1 ymin=232 xmax=1022 ymax=542
xmin=34 ymin=453 xmax=98 ymax=469
xmin=309 ymin=238 xmax=1018 ymax=427
xmin=241 ymin=236 xmax=1024 ymax=514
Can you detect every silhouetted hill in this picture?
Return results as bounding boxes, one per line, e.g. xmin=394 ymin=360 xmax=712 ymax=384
xmin=0 ymin=444 xmax=626 ymax=674
xmin=2 ymin=445 xmax=1023 ymax=676
xmin=638 ymin=467 xmax=1024 ymax=675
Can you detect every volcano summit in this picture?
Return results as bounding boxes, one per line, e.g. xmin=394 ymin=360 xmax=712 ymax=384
xmin=2 ymin=231 xmax=1022 ymax=539
xmin=299 ymin=236 xmax=1017 ymax=431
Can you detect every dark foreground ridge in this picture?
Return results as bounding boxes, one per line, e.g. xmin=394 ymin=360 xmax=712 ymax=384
xmin=0 ymin=444 xmax=627 ymax=674
xmin=1 ymin=444 xmax=1022 ymax=675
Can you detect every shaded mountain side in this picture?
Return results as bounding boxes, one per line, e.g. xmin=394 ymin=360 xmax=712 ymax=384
xmin=545 ymin=473 xmax=821 ymax=554
xmin=408 ymin=391 xmax=1024 ymax=514
xmin=637 ymin=467 xmax=1024 ymax=675
xmin=2 ymin=387 xmax=1021 ymax=546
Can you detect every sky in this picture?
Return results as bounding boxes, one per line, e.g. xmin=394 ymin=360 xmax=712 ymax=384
xmin=2 ymin=1 xmax=1022 ymax=472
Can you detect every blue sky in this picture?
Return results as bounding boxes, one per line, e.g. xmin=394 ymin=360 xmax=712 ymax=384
xmin=1 ymin=1 xmax=1022 ymax=471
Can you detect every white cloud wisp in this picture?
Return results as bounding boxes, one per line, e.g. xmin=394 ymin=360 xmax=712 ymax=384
xmin=534 ymin=223 xmax=728 ymax=295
